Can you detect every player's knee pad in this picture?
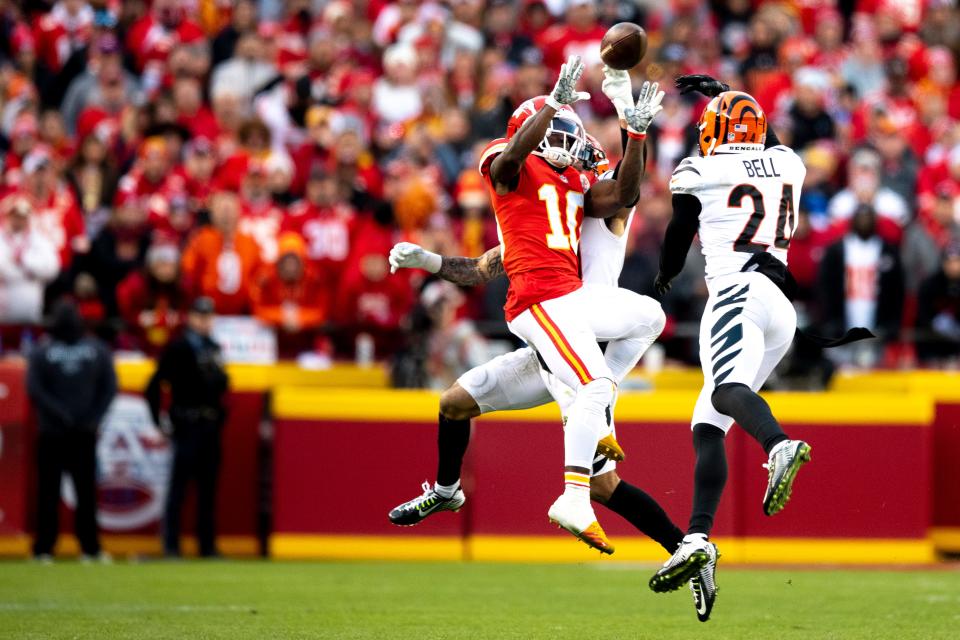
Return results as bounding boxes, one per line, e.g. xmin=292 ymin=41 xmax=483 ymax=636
xmin=645 ymin=299 xmax=667 ymax=336
xmin=570 ymin=377 xmax=617 ymax=424
xmin=710 ymin=382 xmax=752 ymax=416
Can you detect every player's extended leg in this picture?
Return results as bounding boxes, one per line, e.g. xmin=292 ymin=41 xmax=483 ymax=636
xmin=581 ymin=284 xmax=666 ymax=383
xmin=591 ymin=469 xmax=684 ymax=554
xmin=707 ymin=278 xmax=811 ymax=517
xmin=508 ymin=291 xmax=618 ymax=553
xmin=389 ymin=349 xmax=553 ymax=526
xmin=387 ymin=385 xmax=473 ymax=526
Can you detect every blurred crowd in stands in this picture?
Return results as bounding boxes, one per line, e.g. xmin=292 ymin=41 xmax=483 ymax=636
xmin=1 ymin=0 xmax=960 ymax=387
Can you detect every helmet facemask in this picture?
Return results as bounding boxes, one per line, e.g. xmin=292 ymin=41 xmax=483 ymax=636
xmin=534 ymin=115 xmax=585 ymax=169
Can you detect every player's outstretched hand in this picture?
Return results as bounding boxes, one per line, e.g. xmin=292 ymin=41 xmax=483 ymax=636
xmin=654 ymin=273 xmax=672 ymax=297
xmin=624 ymin=81 xmax=664 ymax=135
xmin=675 ymin=74 xmax=730 ymax=97
xmin=601 ymin=65 xmax=633 ymax=119
xmin=548 ymin=55 xmax=591 ymax=109
xmin=388 ymin=242 xmax=441 ymax=274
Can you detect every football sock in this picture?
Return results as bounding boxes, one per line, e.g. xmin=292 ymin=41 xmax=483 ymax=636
xmin=436 ymin=413 xmax=470 ymax=487
xmin=563 ymin=472 xmax=591 ymax=501
xmin=711 ymin=383 xmax=788 ymax=454
xmin=606 ymin=480 xmax=683 ymax=553
xmin=688 ymin=423 xmax=728 ymax=536
xmin=565 ymin=379 xmax=615 ymax=470
xmin=434 ymin=481 xmax=459 ymax=499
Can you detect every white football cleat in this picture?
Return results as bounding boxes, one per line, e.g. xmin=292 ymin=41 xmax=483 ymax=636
xmin=649 ymin=534 xmax=713 ymax=592
xmin=547 ymin=493 xmax=615 ymax=554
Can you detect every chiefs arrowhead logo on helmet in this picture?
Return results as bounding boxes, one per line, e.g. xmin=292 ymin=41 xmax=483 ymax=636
xmin=506 ymin=96 xmax=586 ymax=170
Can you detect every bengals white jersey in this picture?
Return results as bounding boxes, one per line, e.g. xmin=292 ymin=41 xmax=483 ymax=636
xmin=579 ymin=170 xmax=634 ymax=287
xmin=669 ymin=145 xmax=806 ymax=282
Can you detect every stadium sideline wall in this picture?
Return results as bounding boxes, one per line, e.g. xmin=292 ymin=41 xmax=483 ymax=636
xmin=269 ymin=388 xmax=938 ymax=565
xmin=2 ymin=361 xmax=959 ymax=562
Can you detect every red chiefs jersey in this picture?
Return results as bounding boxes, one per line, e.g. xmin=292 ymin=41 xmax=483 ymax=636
xmin=478 ymin=138 xmax=589 ymax=321
xmin=281 ymin=200 xmax=356 ymax=280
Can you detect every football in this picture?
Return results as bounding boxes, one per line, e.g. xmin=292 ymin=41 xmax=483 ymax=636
xmin=600 ymin=22 xmax=647 ymax=70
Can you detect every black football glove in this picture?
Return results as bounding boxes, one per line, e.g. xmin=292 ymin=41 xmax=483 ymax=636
xmin=654 ymin=274 xmax=672 ymax=297
xmin=675 ymin=74 xmax=730 ymax=98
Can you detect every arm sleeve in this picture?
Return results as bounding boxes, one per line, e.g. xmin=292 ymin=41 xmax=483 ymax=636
xmin=659 ymin=194 xmax=702 ymax=281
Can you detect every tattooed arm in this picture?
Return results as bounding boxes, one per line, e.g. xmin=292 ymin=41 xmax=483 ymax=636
xmin=437 ymin=246 xmax=505 ymax=286
xmin=389 ymin=242 xmax=505 ymax=286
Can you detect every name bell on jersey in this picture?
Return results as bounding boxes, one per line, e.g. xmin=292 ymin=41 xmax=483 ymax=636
xmin=669 ymin=91 xmax=806 ymax=282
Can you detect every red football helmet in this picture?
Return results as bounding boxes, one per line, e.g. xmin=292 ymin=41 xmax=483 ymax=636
xmin=506 ymin=96 xmax=586 ymax=169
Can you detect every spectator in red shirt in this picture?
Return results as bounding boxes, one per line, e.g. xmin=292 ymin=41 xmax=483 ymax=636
xmin=117 ymin=137 xmax=187 ymax=232
xmin=32 ymin=0 xmax=93 ymax=75
xmin=282 ymin=169 xmax=356 ymax=284
xmin=333 ymin=219 xmax=411 ymax=356
xmin=788 ymin=210 xmax=831 ymax=305
xmin=117 ymin=240 xmax=188 ymax=354
xmin=173 ymin=76 xmax=220 ymax=140
xmin=290 ymin=105 xmax=336 ymax=196
xmin=536 ymin=0 xmax=605 ymax=71
xmin=238 ymin=159 xmax=284 ymax=263
xmin=125 ymin=0 xmax=205 ymax=83
xmin=74 ymin=69 xmax=129 ymax=149
xmin=252 ymin=232 xmax=328 ymax=357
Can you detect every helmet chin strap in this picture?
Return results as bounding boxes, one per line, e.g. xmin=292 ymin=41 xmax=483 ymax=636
xmin=541 ymin=148 xmax=574 ymax=168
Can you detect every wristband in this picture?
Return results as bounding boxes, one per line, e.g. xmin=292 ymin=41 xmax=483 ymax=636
xmin=627 ymin=130 xmax=647 ymax=141
xmin=544 ymin=95 xmax=563 ymax=111
xmin=423 ymin=251 xmax=442 ymax=274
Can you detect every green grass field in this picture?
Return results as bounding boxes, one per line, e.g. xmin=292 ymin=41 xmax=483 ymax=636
xmin=1 ymin=560 xmax=958 ymax=639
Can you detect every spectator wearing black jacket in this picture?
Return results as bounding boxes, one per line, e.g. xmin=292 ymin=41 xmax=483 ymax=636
xmin=27 ymin=300 xmax=117 ymax=561
xmin=916 ymin=243 xmax=960 ymax=364
xmin=145 ymin=297 xmax=229 ymax=557
xmin=818 ymin=204 xmax=905 ymax=364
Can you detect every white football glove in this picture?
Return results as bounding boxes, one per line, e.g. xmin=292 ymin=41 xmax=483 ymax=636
xmin=546 ymin=55 xmax=591 ymax=110
xmin=624 ymin=81 xmax=665 ymax=135
xmin=601 ymin=65 xmax=633 ymax=120
xmin=388 ymin=242 xmax=442 ymax=274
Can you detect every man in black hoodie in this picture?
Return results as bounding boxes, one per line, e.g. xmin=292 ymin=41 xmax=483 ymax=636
xmin=27 ymin=300 xmax=117 ymax=561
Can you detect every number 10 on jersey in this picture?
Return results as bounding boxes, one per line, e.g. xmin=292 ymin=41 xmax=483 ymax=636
xmin=539 ymin=184 xmax=583 ymax=252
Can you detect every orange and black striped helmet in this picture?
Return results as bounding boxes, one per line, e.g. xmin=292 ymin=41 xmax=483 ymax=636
xmin=697 ymin=91 xmax=767 ymax=156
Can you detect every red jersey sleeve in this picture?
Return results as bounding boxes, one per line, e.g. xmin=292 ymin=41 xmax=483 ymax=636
xmin=478 ymin=138 xmax=509 ymax=179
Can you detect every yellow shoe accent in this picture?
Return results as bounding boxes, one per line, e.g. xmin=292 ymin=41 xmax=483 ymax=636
xmin=596 ymin=434 xmax=625 ymax=462
xmin=549 ymin=517 xmax=616 ymax=555
xmin=578 ymin=521 xmax=615 ymax=555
